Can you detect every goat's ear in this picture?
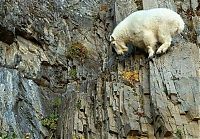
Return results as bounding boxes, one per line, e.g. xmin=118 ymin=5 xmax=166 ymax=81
xmin=109 ymin=35 xmax=115 ymax=42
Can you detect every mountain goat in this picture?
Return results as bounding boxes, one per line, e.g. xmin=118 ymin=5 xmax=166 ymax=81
xmin=110 ymin=8 xmax=185 ymax=58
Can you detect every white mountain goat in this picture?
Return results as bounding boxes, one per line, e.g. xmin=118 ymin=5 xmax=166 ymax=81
xmin=110 ymin=8 xmax=185 ymax=58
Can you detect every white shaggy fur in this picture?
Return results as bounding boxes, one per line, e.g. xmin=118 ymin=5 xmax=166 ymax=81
xmin=110 ymin=8 xmax=185 ymax=58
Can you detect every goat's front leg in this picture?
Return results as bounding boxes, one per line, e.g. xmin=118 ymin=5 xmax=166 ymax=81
xmin=156 ymin=27 xmax=172 ymax=54
xmin=156 ymin=36 xmax=172 ymax=54
xmin=143 ymin=30 xmax=157 ymax=59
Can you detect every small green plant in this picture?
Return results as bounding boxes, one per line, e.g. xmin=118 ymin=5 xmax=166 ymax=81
xmin=139 ymin=96 xmax=144 ymax=108
xmin=163 ymin=86 xmax=168 ymax=94
xmin=69 ymin=68 xmax=77 ymax=79
xmin=72 ymin=134 xmax=77 ymax=139
xmin=76 ymin=100 xmax=81 ymax=109
xmin=66 ymin=42 xmax=88 ymax=61
xmin=53 ymin=97 xmax=62 ymax=107
xmin=41 ymin=114 xmax=59 ymax=131
xmin=72 ymin=134 xmax=85 ymax=139
xmin=0 ymin=131 xmax=17 ymax=139
xmin=176 ymin=129 xmax=182 ymax=139
xmin=133 ymin=92 xmax=138 ymax=96
xmin=52 ymin=97 xmax=62 ymax=114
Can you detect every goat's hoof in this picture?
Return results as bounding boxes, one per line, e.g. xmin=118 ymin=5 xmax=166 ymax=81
xmin=148 ymin=53 xmax=154 ymax=59
xmin=156 ymin=47 xmax=168 ymax=54
xmin=156 ymin=49 xmax=162 ymax=54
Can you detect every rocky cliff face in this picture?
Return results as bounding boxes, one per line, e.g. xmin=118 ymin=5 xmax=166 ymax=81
xmin=0 ymin=0 xmax=199 ymax=139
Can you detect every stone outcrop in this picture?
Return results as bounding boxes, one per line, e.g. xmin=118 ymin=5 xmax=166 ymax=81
xmin=0 ymin=0 xmax=199 ymax=139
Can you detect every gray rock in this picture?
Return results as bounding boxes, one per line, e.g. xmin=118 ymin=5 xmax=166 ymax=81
xmin=0 ymin=0 xmax=199 ymax=138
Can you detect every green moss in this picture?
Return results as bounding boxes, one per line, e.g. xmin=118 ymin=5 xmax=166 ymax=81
xmin=0 ymin=131 xmax=17 ymax=139
xmin=163 ymin=86 xmax=168 ymax=94
xmin=41 ymin=114 xmax=59 ymax=131
xmin=133 ymin=92 xmax=138 ymax=96
xmin=72 ymin=135 xmax=77 ymax=139
xmin=76 ymin=100 xmax=81 ymax=109
xmin=139 ymin=96 xmax=144 ymax=108
xmin=53 ymin=97 xmax=62 ymax=107
xmin=67 ymin=42 xmax=88 ymax=61
xmin=69 ymin=68 xmax=77 ymax=80
xmin=72 ymin=134 xmax=85 ymax=139
xmin=175 ymin=129 xmax=182 ymax=139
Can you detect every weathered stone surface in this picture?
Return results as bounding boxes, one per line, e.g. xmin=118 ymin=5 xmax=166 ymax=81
xmin=0 ymin=0 xmax=199 ymax=139
xmin=0 ymin=67 xmax=48 ymax=138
